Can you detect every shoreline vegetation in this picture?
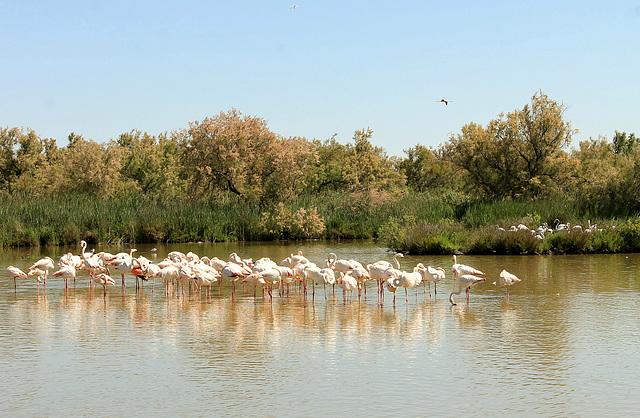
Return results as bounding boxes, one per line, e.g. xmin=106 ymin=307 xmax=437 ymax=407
xmin=1 ymin=91 xmax=639 ymax=254
xmin=2 ymin=192 xmax=640 ymax=255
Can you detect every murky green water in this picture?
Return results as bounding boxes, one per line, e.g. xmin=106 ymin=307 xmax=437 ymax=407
xmin=1 ymin=241 xmax=639 ymax=416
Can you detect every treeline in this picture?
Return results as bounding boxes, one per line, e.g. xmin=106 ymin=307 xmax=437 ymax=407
xmin=1 ymin=91 xmax=639 ymax=252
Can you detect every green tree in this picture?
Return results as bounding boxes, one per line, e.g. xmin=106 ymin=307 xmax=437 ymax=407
xmin=444 ymin=91 xmax=575 ymax=198
xmin=612 ymin=131 xmax=638 ymax=155
xmin=305 ymin=128 xmax=403 ymax=194
xmin=397 ymin=144 xmax=457 ymax=192
xmin=0 ymin=127 xmax=45 ymax=192
xmin=305 ymin=135 xmax=355 ymax=193
xmin=261 ymin=136 xmax=315 ymax=202
xmin=348 ymin=127 xmax=403 ymax=191
xmin=117 ymin=130 xmax=183 ymax=196
xmin=36 ymin=134 xmax=124 ymax=198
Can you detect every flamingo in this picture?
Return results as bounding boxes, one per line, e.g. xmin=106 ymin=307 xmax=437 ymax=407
xmin=241 ymin=275 xmax=267 ymax=298
xmin=337 ymin=272 xmax=358 ymax=301
xmin=499 ymin=269 xmax=521 ymax=299
xmin=221 ymin=263 xmax=249 ymax=297
xmin=316 ymin=268 xmax=336 ymax=299
xmin=29 ymin=257 xmax=55 ymax=283
xmin=251 ymin=268 xmax=282 ymax=299
xmin=177 ymin=265 xmax=196 ymax=297
xmin=383 ymin=277 xmax=399 ymax=303
xmin=7 ymin=266 xmax=29 ymax=291
xmin=80 ymin=240 xmax=107 ymax=283
xmin=158 ymin=265 xmax=180 ymax=296
xmin=325 ymin=253 xmax=356 ymax=273
xmin=393 ymin=267 xmax=423 ymax=302
xmin=290 ymin=250 xmax=310 ymax=267
xmin=195 ymin=271 xmax=218 ymax=297
xmin=27 ymin=268 xmax=46 ymax=291
xmin=438 ymin=98 xmax=452 ymax=105
xmin=140 ymin=263 xmax=161 ymax=292
xmin=110 ymin=255 xmax=143 ymax=290
xmin=93 ymin=273 xmax=116 ymax=299
xmin=420 ymin=265 xmax=446 ymax=295
xmin=449 ymin=274 xmax=486 ymax=305
xmin=452 ymin=255 xmax=485 ymax=279
xmin=51 ymin=265 xmax=77 ymax=290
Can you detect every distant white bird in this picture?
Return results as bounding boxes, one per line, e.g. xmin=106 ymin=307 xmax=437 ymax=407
xmin=499 ymin=269 xmax=521 ymax=299
xmin=438 ymin=98 xmax=452 ymax=105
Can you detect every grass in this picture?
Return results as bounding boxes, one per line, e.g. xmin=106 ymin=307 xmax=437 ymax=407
xmin=1 ymin=191 xmax=639 ymax=254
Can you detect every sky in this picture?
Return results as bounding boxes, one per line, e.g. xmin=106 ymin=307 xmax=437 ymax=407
xmin=2 ymin=1 xmax=639 ymax=157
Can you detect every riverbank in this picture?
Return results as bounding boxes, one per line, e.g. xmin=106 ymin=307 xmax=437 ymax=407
xmin=1 ymin=191 xmax=638 ymax=254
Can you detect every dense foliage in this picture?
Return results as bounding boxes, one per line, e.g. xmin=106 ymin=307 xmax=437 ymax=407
xmin=1 ymin=92 xmax=638 ymax=253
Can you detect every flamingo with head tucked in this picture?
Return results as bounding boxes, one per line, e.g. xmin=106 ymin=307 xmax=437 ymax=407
xmin=499 ymin=269 xmax=521 ymax=299
xmin=7 ymin=266 xmax=29 ymax=291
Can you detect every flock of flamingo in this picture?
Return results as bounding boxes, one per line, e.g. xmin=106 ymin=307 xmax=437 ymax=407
xmin=5 ymin=241 xmax=521 ymax=305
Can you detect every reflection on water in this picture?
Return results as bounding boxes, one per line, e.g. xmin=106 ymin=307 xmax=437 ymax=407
xmin=1 ymin=243 xmax=639 ymax=416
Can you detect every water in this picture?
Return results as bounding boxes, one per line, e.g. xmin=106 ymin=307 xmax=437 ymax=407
xmin=1 ymin=242 xmax=639 ymax=416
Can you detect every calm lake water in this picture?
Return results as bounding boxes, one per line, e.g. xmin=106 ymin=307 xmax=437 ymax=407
xmin=2 ymin=241 xmax=639 ymax=416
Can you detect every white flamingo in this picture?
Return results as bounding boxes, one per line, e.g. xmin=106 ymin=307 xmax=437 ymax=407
xmin=51 ymin=265 xmax=77 ymax=290
xmin=449 ymin=274 xmax=486 ymax=305
xmin=393 ymin=266 xmax=423 ymax=302
xmin=93 ymin=273 xmax=116 ymax=299
xmin=419 ymin=264 xmax=446 ymax=295
xmin=337 ymin=272 xmax=358 ymax=301
xmin=7 ymin=266 xmax=30 ymax=291
xmin=29 ymin=257 xmax=55 ymax=283
xmin=499 ymin=269 xmax=521 ymax=299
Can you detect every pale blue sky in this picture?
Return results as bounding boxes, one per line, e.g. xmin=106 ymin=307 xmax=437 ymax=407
xmin=2 ymin=1 xmax=638 ymax=157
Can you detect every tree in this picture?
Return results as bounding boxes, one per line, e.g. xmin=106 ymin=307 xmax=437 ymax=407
xmin=305 ymin=128 xmax=403 ymax=194
xmin=35 ymin=134 xmax=124 ymax=198
xmin=348 ymin=127 xmax=403 ymax=191
xmin=117 ymin=130 xmax=183 ymax=196
xmin=397 ymin=144 xmax=457 ymax=192
xmin=0 ymin=127 xmax=45 ymax=192
xmin=177 ymin=109 xmax=278 ymax=201
xmin=444 ymin=91 xmax=575 ymax=198
xmin=260 ymin=136 xmax=315 ymax=203
xmin=612 ymin=131 xmax=638 ymax=155
xmin=305 ymin=135 xmax=355 ymax=193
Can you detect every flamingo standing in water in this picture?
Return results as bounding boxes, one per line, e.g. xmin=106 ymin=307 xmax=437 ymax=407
xmin=93 ymin=273 xmax=116 ymax=299
xmin=393 ymin=267 xmax=423 ymax=302
xmin=425 ymin=265 xmax=446 ymax=295
xmin=452 ymin=255 xmax=485 ymax=279
xmin=29 ymin=257 xmax=55 ymax=284
xmin=499 ymin=269 xmax=521 ymax=299
xmin=449 ymin=274 xmax=486 ymax=305
xmin=7 ymin=266 xmax=30 ymax=291
xmin=51 ymin=265 xmax=77 ymax=290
